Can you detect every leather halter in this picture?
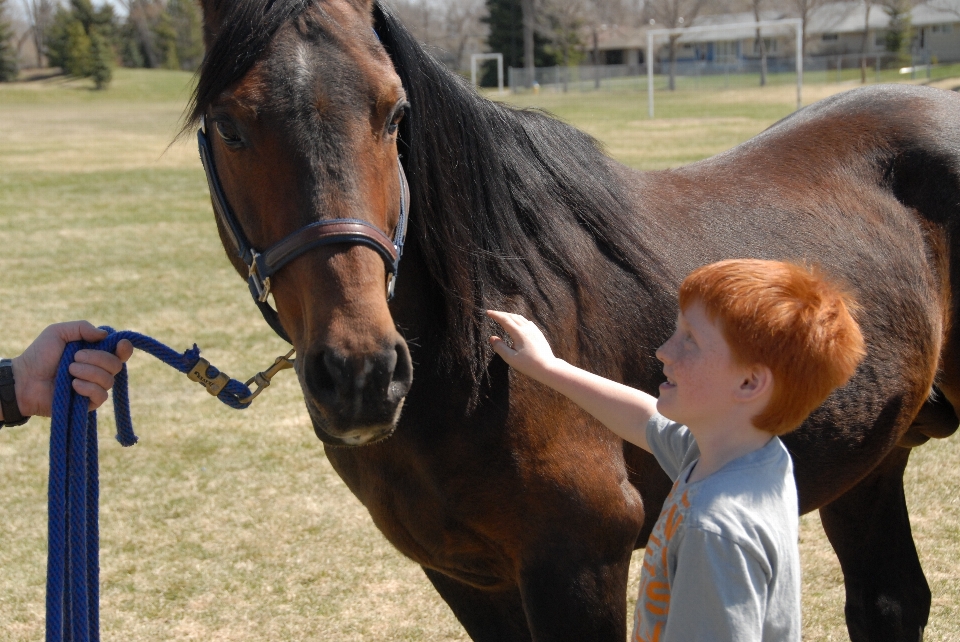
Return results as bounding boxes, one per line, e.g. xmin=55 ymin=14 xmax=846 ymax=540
xmin=197 ymin=117 xmax=410 ymax=344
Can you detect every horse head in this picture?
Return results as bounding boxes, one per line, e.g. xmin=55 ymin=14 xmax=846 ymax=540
xmin=189 ymin=0 xmax=412 ymax=446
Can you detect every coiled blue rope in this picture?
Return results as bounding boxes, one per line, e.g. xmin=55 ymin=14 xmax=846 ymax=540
xmin=46 ymin=329 xmax=252 ymax=642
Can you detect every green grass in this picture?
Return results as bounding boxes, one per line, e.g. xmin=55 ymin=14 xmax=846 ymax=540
xmin=1 ymin=67 xmax=959 ymax=641
xmin=0 ymin=67 xmax=198 ymax=105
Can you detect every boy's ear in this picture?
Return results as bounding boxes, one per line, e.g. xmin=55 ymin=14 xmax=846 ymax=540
xmin=735 ymin=365 xmax=773 ymax=403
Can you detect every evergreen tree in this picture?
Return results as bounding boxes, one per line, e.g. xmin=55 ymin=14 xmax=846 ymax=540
xmin=168 ymin=0 xmax=202 ymax=70
xmin=484 ymin=0 xmax=555 ymax=69
xmin=0 ymin=0 xmax=19 ymax=82
xmin=63 ymin=19 xmax=92 ymax=76
xmin=89 ymin=26 xmax=112 ymax=88
xmin=120 ymin=24 xmax=145 ymax=68
xmin=884 ymin=0 xmax=912 ymax=65
xmin=46 ymin=6 xmax=76 ymax=69
xmin=46 ymin=0 xmax=114 ymax=87
xmin=153 ymin=10 xmax=178 ymax=69
xmin=70 ymin=0 xmax=96 ymax=32
xmin=483 ymin=0 xmax=555 ymax=85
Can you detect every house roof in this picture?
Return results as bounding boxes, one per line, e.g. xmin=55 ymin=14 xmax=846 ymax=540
xmin=678 ymin=12 xmax=798 ymax=43
xmin=912 ymin=0 xmax=960 ymax=27
xmin=806 ymin=2 xmax=889 ymax=34
xmin=592 ymin=1 xmax=960 ymax=51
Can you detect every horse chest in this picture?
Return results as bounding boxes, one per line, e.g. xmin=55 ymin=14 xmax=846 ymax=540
xmin=323 ymin=397 xmax=647 ymax=586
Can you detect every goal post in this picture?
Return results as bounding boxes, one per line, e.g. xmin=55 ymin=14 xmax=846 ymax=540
xmin=646 ymin=18 xmax=803 ymax=118
xmin=471 ymin=53 xmax=504 ymax=93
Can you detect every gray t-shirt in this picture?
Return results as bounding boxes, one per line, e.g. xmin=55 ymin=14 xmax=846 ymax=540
xmin=631 ymin=414 xmax=800 ymax=642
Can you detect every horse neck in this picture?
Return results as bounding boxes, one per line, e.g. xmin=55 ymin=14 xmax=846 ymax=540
xmin=377 ymin=4 xmax=672 ymax=398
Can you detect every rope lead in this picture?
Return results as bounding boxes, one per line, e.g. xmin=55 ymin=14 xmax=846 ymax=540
xmin=46 ymin=329 xmax=256 ymax=642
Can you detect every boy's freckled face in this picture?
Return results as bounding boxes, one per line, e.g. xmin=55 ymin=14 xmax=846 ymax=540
xmin=655 ymin=300 xmax=744 ymax=428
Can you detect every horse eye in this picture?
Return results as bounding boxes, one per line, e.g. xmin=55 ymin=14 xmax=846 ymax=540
xmin=387 ymin=104 xmax=407 ymax=136
xmin=215 ymin=120 xmax=243 ymax=147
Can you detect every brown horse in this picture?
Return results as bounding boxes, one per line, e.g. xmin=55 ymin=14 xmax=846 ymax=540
xmin=185 ymin=0 xmax=960 ymax=639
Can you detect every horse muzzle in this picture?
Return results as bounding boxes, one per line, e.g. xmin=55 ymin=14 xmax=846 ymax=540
xmin=300 ymin=340 xmax=412 ymax=446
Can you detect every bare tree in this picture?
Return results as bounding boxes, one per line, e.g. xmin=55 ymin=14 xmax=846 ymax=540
xmin=21 ymin=0 xmax=54 ymax=66
xmin=644 ymin=0 xmax=709 ymax=89
xmin=924 ymin=0 xmax=959 ymax=18
xmin=784 ymin=0 xmax=831 ymax=56
xmin=536 ymin=0 xmax=587 ymax=64
xmin=121 ymin=0 xmax=160 ymax=68
xmin=392 ymin=0 xmax=487 ymax=70
xmin=752 ymin=0 xmax=768 ymax=86
xmin=442 ymin=0 xmax=487 ymax=69
xmin=860 ymin=0 xmax=873 ymax=82
xmin=521 ymin=0 xmax=534 ymax=72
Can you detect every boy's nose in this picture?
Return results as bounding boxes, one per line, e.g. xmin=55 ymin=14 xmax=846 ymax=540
xmin=655 ymin=343 xmax=668 ymax=363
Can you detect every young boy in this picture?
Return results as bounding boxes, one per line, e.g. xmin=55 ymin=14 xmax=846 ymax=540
xmin=486 ymin=258 xmax=865 ymax=642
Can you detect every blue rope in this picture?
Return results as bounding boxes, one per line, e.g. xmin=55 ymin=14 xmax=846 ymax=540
xmin=45 ymin=329 xmax=253 ymax=642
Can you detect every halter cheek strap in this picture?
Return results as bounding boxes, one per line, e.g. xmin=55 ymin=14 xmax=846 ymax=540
xmin=197 ymin=118 xmax=410 ymax=344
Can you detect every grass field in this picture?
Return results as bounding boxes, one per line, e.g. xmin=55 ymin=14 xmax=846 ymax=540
xmin=1 ymin=67 xmax=959 ymax=641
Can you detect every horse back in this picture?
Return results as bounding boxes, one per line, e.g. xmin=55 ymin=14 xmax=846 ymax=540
xmin=625 ymin=85 xmax=960 ymax=509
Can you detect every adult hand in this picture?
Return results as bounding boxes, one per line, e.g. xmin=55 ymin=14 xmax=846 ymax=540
xmin=486 ymin=310 xmax=560 ymax=379
xmin=9 ymin=321 xmax=134 ymax=418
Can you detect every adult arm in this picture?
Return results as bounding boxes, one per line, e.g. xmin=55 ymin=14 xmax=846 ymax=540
xmin=486 ymin=310 xmax=657 ymax=451
xmin=3 ymin=321 xmax=133 ymax=421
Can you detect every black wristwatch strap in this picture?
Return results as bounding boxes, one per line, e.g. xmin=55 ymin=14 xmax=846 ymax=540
xmin=0 ymin=359 xmax=30 ymax=428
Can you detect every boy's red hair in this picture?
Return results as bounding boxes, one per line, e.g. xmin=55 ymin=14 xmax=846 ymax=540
xmin=678 ymin=259 xmax=865 ymax=435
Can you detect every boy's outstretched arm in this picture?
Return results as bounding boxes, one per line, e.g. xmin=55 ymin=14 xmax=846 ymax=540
xmin=486 ymin=310 xmax=656 ymax=451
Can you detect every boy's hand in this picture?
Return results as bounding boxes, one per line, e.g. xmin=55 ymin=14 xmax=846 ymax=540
xmin=486 ymin=310 xmax=559 ymax=378
xmin=486 ymin=309 xmax=656 ymax=451
xmin=11 ymin=321 xmax=134 ymax=418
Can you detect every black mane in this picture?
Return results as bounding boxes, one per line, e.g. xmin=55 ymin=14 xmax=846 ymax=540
xmin=373 ymin=2 xmax=668 ymax=398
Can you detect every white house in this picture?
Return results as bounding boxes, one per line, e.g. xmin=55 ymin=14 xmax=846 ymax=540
xmin=591 ymin=0 xmax=960 ymax=66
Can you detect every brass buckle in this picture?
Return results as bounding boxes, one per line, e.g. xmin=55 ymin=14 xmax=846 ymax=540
xmin=240 ymin=349 xmax=296 ymax=404
xmin=248 ymin=251 xmax=272 ymax=303
xmin=188 ymin=357 xmax=231 ymax=396
xmin=386 ymin=272 xmax=397 ymax=300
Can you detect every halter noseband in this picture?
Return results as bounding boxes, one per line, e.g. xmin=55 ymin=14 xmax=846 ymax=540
xmin=197 ymin=117 xmax=410 ymax=344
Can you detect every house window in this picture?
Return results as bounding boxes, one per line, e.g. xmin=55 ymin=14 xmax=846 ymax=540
xmin=822 ymin=33 xmax=839 ymax=41
xmin=932 ymin=24 xmax=953 ymax=34
xmin=605 ymin=49 xmax=624 ymax=65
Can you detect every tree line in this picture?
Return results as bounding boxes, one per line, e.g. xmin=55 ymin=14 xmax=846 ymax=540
xmin=0 ymin=0 xmax=202 ymax=88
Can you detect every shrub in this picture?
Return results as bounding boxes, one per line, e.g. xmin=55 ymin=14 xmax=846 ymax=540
xmin=0 ymin=0 xmax=19 ymax=82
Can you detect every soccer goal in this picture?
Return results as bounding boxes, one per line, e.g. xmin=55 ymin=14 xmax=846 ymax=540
xmin=646 ymin=18 xmax=803 ymax=118
xmin=471 ymin=53 xmax=504 ymax=93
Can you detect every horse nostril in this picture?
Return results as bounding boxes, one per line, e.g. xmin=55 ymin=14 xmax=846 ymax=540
xmin=321 ymin=350 xmax=350 ymax=393
xmin=389 ymin=340 xmax=413 ymax=402
xmin=305 ymin=341 xmax=412 ymax=420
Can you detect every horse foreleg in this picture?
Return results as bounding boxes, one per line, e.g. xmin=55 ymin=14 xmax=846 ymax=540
xmin=423 ymin=567 xmax=533 ymax=642
xmin=517 ymin=549 xmax=632 ymax=641
xmin=819 ymin=446 xmax=930 ymax=642
xmin=424 ymin=547 xmax=632 ymax=642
